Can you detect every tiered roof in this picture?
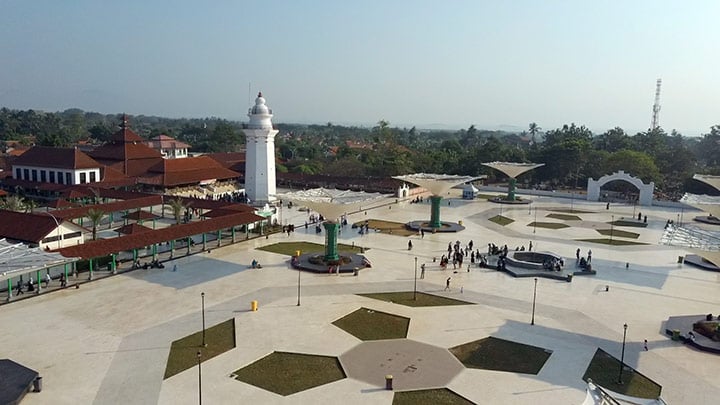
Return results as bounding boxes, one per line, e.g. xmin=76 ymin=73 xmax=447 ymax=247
xmin=138 ymin=155 xmax=240 ymax=187
xmin=13 ymin=146 xmax=102 ymax=170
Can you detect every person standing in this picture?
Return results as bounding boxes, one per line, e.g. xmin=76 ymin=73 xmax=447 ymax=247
xmin=45 ymin=272 xmax=52 ymax=288
xmin=587 ymin=249 xmax=592 ymax=263
xmin=529 ymin=241 xmax=533 ymax=251
xmin=576 ymin=248 xmax=580 ymax=262
xmin=445 ymin=277 xmax=451 ymax=291
xmin=420 ymin=263 xmax=426 ymax=279
xmin=16 ymin=280 xmax=24 ymax=295
xmin=643 ymin=339 xmax=648 ymax=351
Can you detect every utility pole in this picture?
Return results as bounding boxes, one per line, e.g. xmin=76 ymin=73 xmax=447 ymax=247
xmin=650 ymin=79 xmax=662 ymax=130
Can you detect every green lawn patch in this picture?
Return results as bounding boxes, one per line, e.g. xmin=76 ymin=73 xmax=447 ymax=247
xmin=232 ymin=351 xmax=345 ymax=396
xmin=489 ymin=215 xmax=514 ymax=226
xmin=332 ymin=307 xmax=409 ymax=340
xmin=164 ymin=319 xmax=235 ymax=379
xmin=583 ymin=348 xmax=662 ymax=399
xmin=358 ymin=291 xmax=473 ymax=307
xmin=612 ymin=220 xmax=648 ymax=228
xmin=549 ymin=208 xmax=594 ymax=214
xmin=528 ymin=222 xmax=569 ymax=229
xmin=257 ymin=241 xmax=367 ymax=256
xmin=450 ymin=337 xmax=551 ymax=374
xmin=596 ymin=229 xmax=640 ymax=239
xmin=393 ymin=388 xmax=475 ymax=405
xmin=352 ymin=219 xmax=417 ymax=236
xmin=546 ymin=213 xmax=582 ymax=221
xmin=577 ymin=238 xmax=647 ymax=246
xmin=476 ymin=193 xmax=504 ymax=200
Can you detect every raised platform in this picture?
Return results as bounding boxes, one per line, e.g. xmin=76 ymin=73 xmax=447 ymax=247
xmin=405 ymin=221 xmax=465 ymax=233
xmin=683 ymin=254 xmax=720 ymax=272
xmin=0 ymin=359 xmax=39 ymax=405
xmin=664 ymin=315 xmax=720 ymax=355
xmin=693 ymin=216 xmax=720 ymax=226
xmin=290 ymin=253 xmax=371 ymax=274
xmin=486 ymin=253 xmax=596 ymax=282
xmin=488 ymin=197 xmax=532 ymax=205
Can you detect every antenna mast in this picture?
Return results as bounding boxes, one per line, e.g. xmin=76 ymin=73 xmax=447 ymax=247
xmin=650 ymin=78 xmax=662 ymax=130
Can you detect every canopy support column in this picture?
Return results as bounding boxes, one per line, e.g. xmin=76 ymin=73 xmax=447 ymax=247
xmin=323 ymin=221 xmax=340 ymax=262
xmin=430 ymin=196 xmax=443 ymax=228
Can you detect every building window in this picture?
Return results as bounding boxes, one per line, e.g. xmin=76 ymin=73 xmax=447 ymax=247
xmin=31 ymin=170 xmax=37 ymax=182
xmin=63 ymin=231 xmax=82 ymax=239
xmin=49 ymin=171 xmax=56 ymax=183
xmin=89 ymin=171 xmax=97 ymax=182
xmin=80 ymin=172 xmax=87 ymax=184
xmin=40 ymin=170 xmax=47 ymax=182
xmin=15 ymin=168 xmax=21 ymax=179
xmin=23 ymin=169 xmax=29 ymax=180
xmin=65 ymin=172 xmax=72 ymax=185
xmin=58 ymin=172 xmax=64 ymax=184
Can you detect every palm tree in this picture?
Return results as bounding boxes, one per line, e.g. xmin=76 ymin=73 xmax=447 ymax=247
xmin=1 ymin=195 xmax=26 ymax=212
xmin=167 ymin=197 xmax=188 ymax=225
xmin=528 ymin=122 xmax=542 ymax=145
xmin=86 ymin=208 xmax=105 ymax=240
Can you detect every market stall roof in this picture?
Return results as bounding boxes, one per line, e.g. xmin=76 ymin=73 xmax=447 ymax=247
xmin=482 ymin=162 xmax=545 ymax=179
xmin=680 ymin=193 xmax=720 ymax=218
xmin=0 ymin=239 xmax=79 ymax=283
xmin=393 ymin=173 xmax=479 ymax=196
xmin=280 ymin=188 xmax=389 ymax=220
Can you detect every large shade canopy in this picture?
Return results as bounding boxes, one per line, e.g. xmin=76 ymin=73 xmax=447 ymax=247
xmin=694 ymin=174 xmax=720 ymax=191
xmin=0 ymin=239 xmax=78 ymax=283
xmin=280 ymin=188 xmax=389 ymax=220
xmin=680 ymin=193 xmax=720 ymax=218
xmin=482 ymin=162 xmax=545 ymax=179
xmin=393 ymin=174 xmax=479 ymax=196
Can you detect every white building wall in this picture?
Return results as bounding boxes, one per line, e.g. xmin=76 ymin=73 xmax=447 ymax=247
xmin=13 ymin=165 xmax=100 ymax=185
xmin=39 ymin=222 xmax=85 ymax=250
xmin=244 ymin=129 xmax=278 ymax=204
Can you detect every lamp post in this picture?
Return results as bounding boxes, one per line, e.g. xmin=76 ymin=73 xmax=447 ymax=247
xmin=610 ymin=215 xmax=614 ymax=243
xmin=531 ymin=278 xmax=537 ymax=325
xmin=533 ymin=207 xmax=537 ymax=234
xmin=201 ymin=292 xmax=206 ymax=347
xmin=617 ymin=323 xmax=628 ymax=385
xmin=413 ymin=257 xmax=418 ymax=301
xmin=197 ymin=350 xmax=203 ymax=405
xmin=42 ymin=211 xmax=62 ymax=250
xmin=297 ymin=269 xmax=301 ymax=306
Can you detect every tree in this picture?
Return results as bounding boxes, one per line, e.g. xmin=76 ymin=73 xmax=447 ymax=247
xmin=594 ymin=127 xmax=630 ymax=152
xmin=0 ymin=195 xmax=26 ymax=212
xmin=528 ymin=122 xmax=541 ymax=144
xmin=86 ymin=208 xmax=105 ymax=240
xmin=605 ymin=150 xmax=661 ymax=184
xmin=167 ymin=197 xmax=188 ymax=225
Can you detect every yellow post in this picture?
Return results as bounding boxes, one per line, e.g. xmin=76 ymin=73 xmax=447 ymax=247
xmin=251 ymin=300 xmax=258 ymax=311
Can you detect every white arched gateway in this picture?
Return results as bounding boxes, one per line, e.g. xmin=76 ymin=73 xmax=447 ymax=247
xmin=587 ymin=170 xmax=655 ymax=206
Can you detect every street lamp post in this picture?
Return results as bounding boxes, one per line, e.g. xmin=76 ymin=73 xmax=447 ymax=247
xmin=201 ymin=292 xmax=206 ymax=347
xmin=297 ymin=269 xmax=301 ymax=306
xmin=533 ymin=207 xmax=537 ymax=234
xmin=610 ymin=215 xmax=614 ymax=243
xmin=197 ymin=351 xmax=203 ymax=405
xmin=617 ymin=323 xmax=628 ymax=385
xmin=413 ymin=257 xmax=418 ymax=301
xmin=531 ymin=278 xmax=537 ymax=325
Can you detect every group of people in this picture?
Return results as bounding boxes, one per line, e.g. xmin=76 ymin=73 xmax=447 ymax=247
xmin=15 ymin=272 xmax=68 ymax=295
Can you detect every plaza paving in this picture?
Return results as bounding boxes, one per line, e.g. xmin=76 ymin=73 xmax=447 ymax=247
xmin=2 ymin=192 xmax=720 ymax=404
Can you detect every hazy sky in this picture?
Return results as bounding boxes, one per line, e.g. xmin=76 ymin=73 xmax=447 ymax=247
xmin=1 ymin=1 xmax=718 ymax=135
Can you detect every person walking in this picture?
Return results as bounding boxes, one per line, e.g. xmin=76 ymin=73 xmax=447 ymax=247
xmin=408 ymin=240 xmax=413 ymax=250
xmin=643 ymin=339 xmax=648 ymax=351
xmin=172 ymin=264 xmax=177 ymax=272
xmin=60 ymin=273 xmax=67 ymax=288
xmin=576 ymin=248 xmax=580 ymax=262
xmin=420 ymin=263 xmax=426 ymax=279
xmin=16 ymin=280 xmax=24 ymax=295
xmin=444 ymin=277 xmax=451 ymax=291
xmin=529 ymin=241 xmax=533 ymax=251
xmin=45 ymin=272 xmax=52 ymax=288
xmin=587 ymin=249 xmax=592 ymax=263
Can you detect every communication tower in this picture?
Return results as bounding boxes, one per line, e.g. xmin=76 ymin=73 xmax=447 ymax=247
xmin=650 ymin=78 xmax=662 ymax=130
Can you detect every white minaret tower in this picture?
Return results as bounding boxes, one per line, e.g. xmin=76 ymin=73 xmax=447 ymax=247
xmin=244 ymin=92 xmax=279 ymax=205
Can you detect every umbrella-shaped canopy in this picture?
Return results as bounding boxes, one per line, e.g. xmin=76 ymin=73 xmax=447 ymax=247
xmin=279 ymin=188 xmax=389 ymax=221
xmin=482 ymin=162 xmax=545 ymax=179
xmin=693 ymin=174 xmax=720 ymax=192
xmin=393 ymin=173 xmax=479 ymax=196
xmin=680 ymin=193 xmax=720 ymax=218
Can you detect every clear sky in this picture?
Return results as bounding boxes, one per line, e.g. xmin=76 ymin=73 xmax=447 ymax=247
xmin=1 ymin=0 xmax=718 ymax=135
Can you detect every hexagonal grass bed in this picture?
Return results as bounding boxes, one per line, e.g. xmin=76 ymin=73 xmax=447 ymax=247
xmin=358 ymin=291 xmax=473 ymax=307
xmin=332 ymin=307 xmax=409 ymax=340
xmin=257 ymin=241 xmax=367 ymax=256
xmin=164 ymin=319 xmax=236 ymax=379
xmin=596 ymin=228 xmax=640 ymax=239
xmin=232 ymin=351 xmax=346 ymax=396
xmin=352 ymin=219 xmax=417 ymax=236
xmin=546 ymin=213 xmax=582 ymax=221
xmin=582 ymin=348 xmax=662 ymax=399
xmin=393 ymin=388 xmax=475 ymax=405
xmin=528 ymin=222 xmax=570 ymax=230
xmin=577 ymin=238 xmax=647 ymax=246
xmin=488 ymin=215 xmax=514 ymax=226
xmin=450 ymin=337 xmax=552 ymax=374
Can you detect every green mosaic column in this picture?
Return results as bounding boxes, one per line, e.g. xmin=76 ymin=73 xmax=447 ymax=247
xmin=231 ymin=227 xmax=236 ymax=243
xmin=323 ymin=222 xmax=340 ymax=262
xmin=507 ymin=178 xmax=517 ymax=201
xmin=89 ymin=258 xmax=93 ymax=280
xmin=36 ymin=270 xmax=41 ymax=293
xmin=7 ymin=279 xmax=11 ymax=300
xmin=217 ymin=230 xmax=222 ymax=247
xmin=111 ymin=254 xmax=117 ymax=274
xmin=64 ymin=263 xmax=68 ymax=280
xmin=429 ymin=196 xmax=443 ymax=228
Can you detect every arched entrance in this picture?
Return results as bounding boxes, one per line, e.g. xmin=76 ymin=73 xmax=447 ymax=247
xmin=587 ymin=171 xmax=654 ymax=206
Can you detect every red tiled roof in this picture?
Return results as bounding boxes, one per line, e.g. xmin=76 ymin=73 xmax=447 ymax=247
xmin=114 ymin=223 xmax=153 ymax=235
xmin=205 ymin=152 xmax=246 ymax=168
xmin=0 ymin=210 xmax=63 ymax=243
xmin=138 ymin=156 xmax=240 ymax=187
xmin=53 ymin=195 xmax=163 ymax=220
xmin=146 ymin=134 xmax=191 ymax=150
xmin=122 ymin=210 xmax=160 ymax=220
xmin=13 ymin=146 xmax=102 ymax=170
xmin=57 ymin=211 xmax=265 ymax=259
xmin=0 ymin=189 xmax=7 ymax=197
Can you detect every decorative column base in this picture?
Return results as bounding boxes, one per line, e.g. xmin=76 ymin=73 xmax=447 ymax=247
xmin=429 ymin=196 xmax=443 ymax=228
xmin=323 ymin=222 xmax=340 ymax=262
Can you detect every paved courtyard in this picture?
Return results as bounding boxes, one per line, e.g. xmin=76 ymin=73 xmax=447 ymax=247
xmin=3 ymin=191 xmax=720 ymax=404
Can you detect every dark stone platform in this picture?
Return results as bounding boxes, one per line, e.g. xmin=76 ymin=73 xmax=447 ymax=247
xmin=405 ymin=221 xmax=465 ymax=233
xmin=683 ymin=254 xmax=720 ymax=272
xmin=291 ymin=253 xmax=371 ymax=273
xmin=486 ymin=253 xmax=596 ymax=282
xmin=489 ymin=197 xmax=532 ymax=205
xmin=0 ymin=359 xmax=39 ymax=405
xmin=664 ymin=315 xmax=720 ymax=354
xmin=693 ymin=215 xmax=720 ymax=226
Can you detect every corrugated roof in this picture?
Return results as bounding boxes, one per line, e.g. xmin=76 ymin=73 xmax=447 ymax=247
xmin=57 ymin=211 xmax=265 ymax=259
xmin=13 ymin=146 xmax=102 ymax=170
xmin=53 ymin=195 xmax=163 ymax=220
xmin=0 ymin=239 xmax=79 ymax=282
